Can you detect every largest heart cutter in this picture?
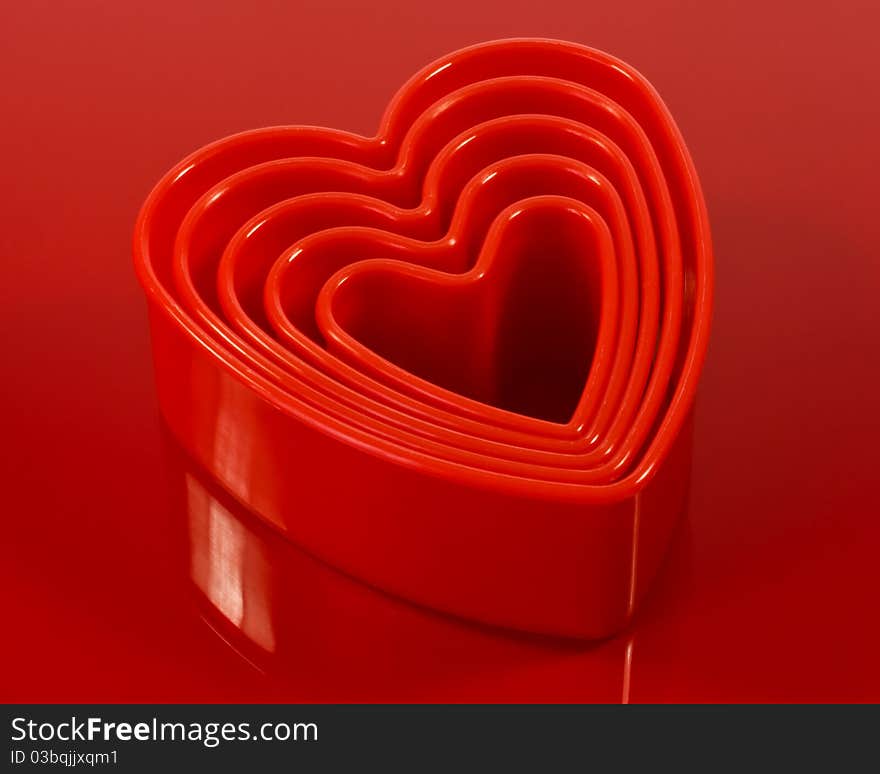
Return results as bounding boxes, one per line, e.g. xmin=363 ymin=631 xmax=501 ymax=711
xmin=134 ymin=38 xmax=713 ymax=638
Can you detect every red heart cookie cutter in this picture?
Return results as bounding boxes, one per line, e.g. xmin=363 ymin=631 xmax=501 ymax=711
xmin=133 ymin=38 xmax=714 ymax=638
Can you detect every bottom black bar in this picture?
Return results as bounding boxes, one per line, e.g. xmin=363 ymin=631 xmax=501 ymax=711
xmin=3 ymin=705 xmax=877 ymax=771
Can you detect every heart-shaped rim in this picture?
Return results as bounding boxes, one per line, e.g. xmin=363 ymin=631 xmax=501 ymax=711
xmin=184 ymin=78 xmax=676 ymax=450
xmin=134 ymin=38 xmax=713 ymax=503
xmin=259 ymin=158 xmax=642 ymax=479
xmin=315 ymin=195 xmax=620 ymax=427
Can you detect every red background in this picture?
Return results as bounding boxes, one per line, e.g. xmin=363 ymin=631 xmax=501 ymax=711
xmin=2 ymin=0 xmax=879 ymax=702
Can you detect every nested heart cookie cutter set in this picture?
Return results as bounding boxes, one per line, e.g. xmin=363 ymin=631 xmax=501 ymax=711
xmin=134 ymin=38 xmax=713 ymax=638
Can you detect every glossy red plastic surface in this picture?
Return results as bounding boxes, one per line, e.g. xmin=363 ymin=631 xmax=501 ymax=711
xmin=133 ymin=38 xmax=713 ymax=639
xmin=4 ymin=0 xmax=879 ymax=702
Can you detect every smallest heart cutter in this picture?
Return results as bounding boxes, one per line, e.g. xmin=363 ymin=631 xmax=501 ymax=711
xmin=134 ymin=38 xmax=713 ymax=639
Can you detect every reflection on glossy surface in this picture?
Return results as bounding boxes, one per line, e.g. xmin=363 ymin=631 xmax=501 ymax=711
xmin=172 ymin=434 xmax=632 ymax=701
xmin=188 ymin=475 xmax=276 ymax=654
